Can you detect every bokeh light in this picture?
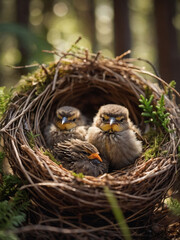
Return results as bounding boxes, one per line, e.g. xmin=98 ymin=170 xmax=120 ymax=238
xmin=53 ymin=2 xmax=69 ymax=17
xmin=0 ymin=0 xmax=179 ymax=88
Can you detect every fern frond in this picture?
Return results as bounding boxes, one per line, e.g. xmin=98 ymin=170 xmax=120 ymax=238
xmin=139 ymin=94 xmax=170 ymax=132
xmin=0 ymin=230 xmax=18 ymax=240
xmin=0 ymin=175 xmax=22 ymax=201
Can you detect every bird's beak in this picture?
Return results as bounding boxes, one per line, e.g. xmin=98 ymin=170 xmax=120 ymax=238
xmin=88 ymin=153 xmax=103 ymax=162
xmin=109 ymin=117 xmax=116 ymax=126
xmin=61 ymin=116 xmax=68 ymax=125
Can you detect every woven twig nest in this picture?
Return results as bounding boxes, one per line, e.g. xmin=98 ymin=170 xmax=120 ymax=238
xmin=1 ymin=48 xmax=180 ymax=239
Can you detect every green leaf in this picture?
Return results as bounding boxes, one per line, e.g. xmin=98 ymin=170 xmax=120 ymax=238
xmin=148 ymin=94 xmax=154 ymax=104
xmin=138 ymin=104 xmax=145 ymax=109
xmin=141 ymin=112 xmax=151 ymax=117
xmin=0 ymin=175 xmax=22 ymax=201
xmin=104 ymin=187 xmax=132 ymax=240
xmin=0 ymin=200 xmax=26 ymax=230
xmin=139 ymin=93 xmax=171 ymax=132
xmin=169 ymin=80 xmax=176 ymax=88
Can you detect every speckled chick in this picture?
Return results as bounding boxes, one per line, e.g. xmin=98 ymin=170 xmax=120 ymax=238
xmin=44 ymin=106 xmax=87 ymax=148
xmin=53 ymin=139 xmax=109 ymax=177
xmin=86 ymin=104 xmax=142 ymax=170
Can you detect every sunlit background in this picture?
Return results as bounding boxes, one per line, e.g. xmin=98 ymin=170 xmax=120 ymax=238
xmin=0 ymin=0 xmax=180 ymax=91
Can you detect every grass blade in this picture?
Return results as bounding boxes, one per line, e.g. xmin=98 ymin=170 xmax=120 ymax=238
xmin=104 ymin=186 xmax=132 ymax=240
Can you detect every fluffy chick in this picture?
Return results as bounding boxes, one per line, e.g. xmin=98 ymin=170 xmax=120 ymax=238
xmin=53 ymin=139 xmax=109 ymax=177
xmin=86 ymin=104 xmax=142 ymax=170
xmin=44 ymin=106 xmax=87 ymax=148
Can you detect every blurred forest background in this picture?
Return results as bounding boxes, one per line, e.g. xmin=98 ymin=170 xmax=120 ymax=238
xmin=0 ymin=0 xmax=180 ymax=92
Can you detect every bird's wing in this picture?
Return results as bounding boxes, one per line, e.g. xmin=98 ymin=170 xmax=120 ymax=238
xmin=75 ymin=125 xmax=88 ymax=140
xmin=129 ymin=120 xmax=143 ymax=141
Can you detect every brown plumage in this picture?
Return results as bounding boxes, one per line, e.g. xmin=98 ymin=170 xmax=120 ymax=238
xmin=44 ymin=106 xmax=87 ymax=148
xmin=53 ymin=139 xmax=109 ymax=177
xmin=86 ymin=104 xmax=142 ymax=170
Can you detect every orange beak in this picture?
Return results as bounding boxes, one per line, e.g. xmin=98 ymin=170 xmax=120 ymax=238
xmin=88 ymin=153 xmax=103 ymax=162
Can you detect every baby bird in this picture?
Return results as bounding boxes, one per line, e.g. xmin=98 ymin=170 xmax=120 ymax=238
xmin=53 ymin=139 xmax=109 ymax=177
xmin=86 ymin=104 xmax=142 ymax=170
xmin=44 ymin=106 xmax=87 ymax=148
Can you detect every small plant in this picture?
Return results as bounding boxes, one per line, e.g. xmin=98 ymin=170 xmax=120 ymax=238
xmin=104 ymin=187 xmax=132 ymax=240
xmin=139 ymin=94 xmax=170 ymax=132
xmin=165 ymin=197 xmax=180 ymax=217
xmin=0 ymin=174 xmax=23 ymax=201
xmin=169 ymin=80 xmax=176 ymax=88
xmin=165 ymin=80 xmax=176 ymax=96
xmin=156 ymin=95 xmax=170 ymax=132
xmin=0 ymin=152 xmax=29 ymax=240
xmin=139 ymin=94 xmax=157 ymax=124
xmin=0 ymin=194 xmax=29 ymax=240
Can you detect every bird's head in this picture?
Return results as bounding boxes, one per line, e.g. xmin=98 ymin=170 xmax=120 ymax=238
xmin=93 ymin=104 xmax=130 ymax=133
xmin=55 ymin=106 xmax=85 ymax=131
xmin=71 ymin=139 xmax=103 ymax=164
xmin=59 ymin=139 xmax=102 ymax=164
xmin=56 ymin=139 xmax=105 ymax=177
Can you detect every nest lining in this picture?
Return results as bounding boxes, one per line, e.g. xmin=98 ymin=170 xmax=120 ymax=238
xmin=1 ymin=50 xmax=180 ymax=239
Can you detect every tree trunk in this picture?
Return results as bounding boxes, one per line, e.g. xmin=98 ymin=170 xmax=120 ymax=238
xmin=154 ymin=0 xmax=180 ymax=93
xmin=16 ymin=0 xmax=30 ymax=73
xmin=113 ymin=0 xmax=131 ymax=56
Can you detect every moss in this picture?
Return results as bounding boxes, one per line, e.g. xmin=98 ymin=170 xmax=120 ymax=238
xmin=144 ymin=138 xmax=157 ymax=161
xmin=27 ymin=131 xmax=39 ymax=149
xmin=16 ymin=64 xmax=55 ymax=94
xmin=43 ymin=150 xmax=59 ymax=165
xmin=71 ymin=172 xmax=85 ymax=179
xmin=0 ymin=87 xmax=12 ymax=119
xmin=16 ymin=61 xmax=72 ymax=96
xmin=143 ymin=131 xmax=166 ymax=161
xmin=165 ymin=197 xmax=180 ymax=217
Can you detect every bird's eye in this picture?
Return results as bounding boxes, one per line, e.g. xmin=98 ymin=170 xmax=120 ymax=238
xmin=101 ymin=115 xmax=109 ymax=121
xmin=80 ymin=151 xmax=88 ymax=155
xmin=91 ymin=159 xmax=101 ymax=165
xmin=102 ymin=117 xmax=105 ymax=121
xmin=72 ymin=118 xmax=76 ymax=122
xmin=57 ymin=114 xmax=62 ymax=119
xmin=120 ymin=118 xmax=124 ymax=122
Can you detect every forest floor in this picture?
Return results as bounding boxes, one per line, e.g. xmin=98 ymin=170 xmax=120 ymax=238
xmin=147 ymin=212 xmax=180 ymax=240
xmin=151 ymin=221 xmax=180 ymax=240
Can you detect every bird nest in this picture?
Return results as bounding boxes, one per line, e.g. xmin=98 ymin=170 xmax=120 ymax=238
xmin=1 ymin=47 xmax=180 ymax=239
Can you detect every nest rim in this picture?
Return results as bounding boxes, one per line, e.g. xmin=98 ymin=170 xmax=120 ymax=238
xmin=1 ymin=49 xmax=180 ymax=238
